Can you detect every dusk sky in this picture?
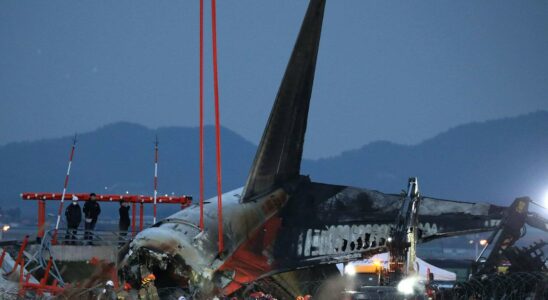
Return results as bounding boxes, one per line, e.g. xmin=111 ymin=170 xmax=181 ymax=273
xmin=1 ymin=1 xmax=547 ymax=159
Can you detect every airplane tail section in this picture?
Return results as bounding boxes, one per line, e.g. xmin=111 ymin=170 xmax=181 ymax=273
xmin=241 ymin=0 xmax=326 ymax=202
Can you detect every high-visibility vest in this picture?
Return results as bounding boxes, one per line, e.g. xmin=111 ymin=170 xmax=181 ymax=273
xmin=141 ymin=274 xmax=156 ymax=286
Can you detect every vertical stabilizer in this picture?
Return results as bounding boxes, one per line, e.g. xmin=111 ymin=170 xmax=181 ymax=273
xmin=241 ymin=0 xmax=326 ymax=201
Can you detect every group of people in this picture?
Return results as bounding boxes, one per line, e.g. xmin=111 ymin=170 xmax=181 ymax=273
xmin=93 ymin=275 xmax=312 ymax=300
xmin=64 ymin=192 xmax=131 ymax=244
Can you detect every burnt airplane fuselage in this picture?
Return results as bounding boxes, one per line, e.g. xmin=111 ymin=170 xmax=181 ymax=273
xmin=120 ymin=177 xmax=505 ymax=295
xmin=119 ymin=0 xmax=509 ymax=297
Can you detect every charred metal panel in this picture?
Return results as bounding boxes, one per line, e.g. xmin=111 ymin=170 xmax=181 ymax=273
xmin=270 ymin=181 xmax=507 ymax=270
xmin=418 ymin=196 xmax=507 ymax=241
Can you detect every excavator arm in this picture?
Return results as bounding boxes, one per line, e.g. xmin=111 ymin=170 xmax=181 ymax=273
xmin=386 ymin=177 xmax=421 ymax=282
xmin=472 ymin=197 xmax=545 ymax=275
xmin=526 ymin=211 xmax=548 ymax=233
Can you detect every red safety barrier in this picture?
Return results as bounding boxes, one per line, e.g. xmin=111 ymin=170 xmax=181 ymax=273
xmin=22 ymin=192 xmax=192 ymax=237
xmin=38 ymin=200 xmax=46 ymax=239
xmin=139 ymin=203 xmax=144 ymax=232
xmin=132 ymin=202 xmax=137 ymax=235
xmin=20 ymin=282 xmax=65 ymax=296
xmin=5 ymin=235 xmax=29 ymax=276
xmin=18 ymin=256 xmax=67 ymax=297
xmin=21 ymin=192 xmax=192 ymax=204
xmin=20 ymin=276 xmax=66 ymax=297
xmin=0 ymin=248 xmax=6 ymax=268
xmin=41 ymin=257 xmax=53 ymax=285
xmin=19 ymin=259 xmax=24 ymax=286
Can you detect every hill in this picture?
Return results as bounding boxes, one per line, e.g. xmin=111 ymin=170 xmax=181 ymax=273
xmin=1 ymin=111 xmax=547 ymax=218
xmin=302 ymin=110 xmax=548 ymax=203
xmin=0 ymin=123 xmax=256 ymax=217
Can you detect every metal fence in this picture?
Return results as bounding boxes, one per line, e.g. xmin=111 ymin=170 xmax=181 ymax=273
xmin=452 ymin=272 xmax=547 ymax=299
xmin=57 ymin=228 xmax=131 ymax=246
xmin=24 ymin=228 xmax=131 ymax=288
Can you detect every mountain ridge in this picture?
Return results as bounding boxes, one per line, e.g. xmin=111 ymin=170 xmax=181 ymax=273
xmin=1 ymin=111 xmax=547 ymax=218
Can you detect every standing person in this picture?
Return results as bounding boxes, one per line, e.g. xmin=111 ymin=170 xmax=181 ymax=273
xmin=139 ymin=273 xmax=160 ymax=300
xmin=83 ymin=192 xmax=101 ymax=244
xmin=119 ymin=200 xmax=131 ymax=244
xmin=98 ymin=280 xmax=117 ymax=300
xmin=64 ymin=198 xmax=81 ymax=245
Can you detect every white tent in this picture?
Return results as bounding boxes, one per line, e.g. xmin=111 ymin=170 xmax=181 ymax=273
xmin=337 ymin=252 xmax=456 ymax=281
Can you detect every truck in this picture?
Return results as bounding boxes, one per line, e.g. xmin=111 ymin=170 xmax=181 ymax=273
xmin=342 ymin=263 xmax=401 ymax=300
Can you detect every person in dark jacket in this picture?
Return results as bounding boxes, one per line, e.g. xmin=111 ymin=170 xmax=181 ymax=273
xmin=83 ymin=192 xmax=101 ymax=243
xmin=64 ymin=199 xmax=81 ymax=245
xmin=119 ymin=200 xmax=131 ymax=244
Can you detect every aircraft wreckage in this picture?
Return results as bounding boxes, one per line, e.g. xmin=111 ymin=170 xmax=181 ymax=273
xmin=118 ymin=0 xmax=537 ymax=298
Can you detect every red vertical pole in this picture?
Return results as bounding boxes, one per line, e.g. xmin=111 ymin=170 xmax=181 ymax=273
xmin=199 ymin=0 xmax=205 ymax=231
xmin=111 ymin=267 xmax=119 ymax=288
xmin=7 ymin=235 xmax=28 ymax=276
xmin=131 ymin=202 xmax=136 ymax=235
xmin=41 ymin=257 xmax=53 ymax=285
xmin=17 ymin=236 xmax=28 ymax=262
xmin=19 ymin=260 xmax=24 ymax=288
xmin=139 ymin=202 xmax=144 ymax=232
xmin=53 ymin=134 xmax=77 ymax=243
xmin=0 ymin=248 xmax=7 ymax=268
xmin=211 ymin=0 xmax=224 ymax=254
xmin=37 ymin=200 xmax=46 ymax=239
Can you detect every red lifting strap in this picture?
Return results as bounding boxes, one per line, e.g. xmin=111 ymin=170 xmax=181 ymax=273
xmin=199 ymin=0 xmax=205 ymax=231
xmin=211 ymin=0 xmax=224 ymax=254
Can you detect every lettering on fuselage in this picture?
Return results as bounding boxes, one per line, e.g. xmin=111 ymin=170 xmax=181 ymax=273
xmin=296 ymin=222 xmax=440 ymax=258
xmin=418 ymin=222 xmax=439 ymax=236
xmin=296 ymin=224 xmax=389 ymax=257
xmin=485 ymin=219 xmax=501 ymax=227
